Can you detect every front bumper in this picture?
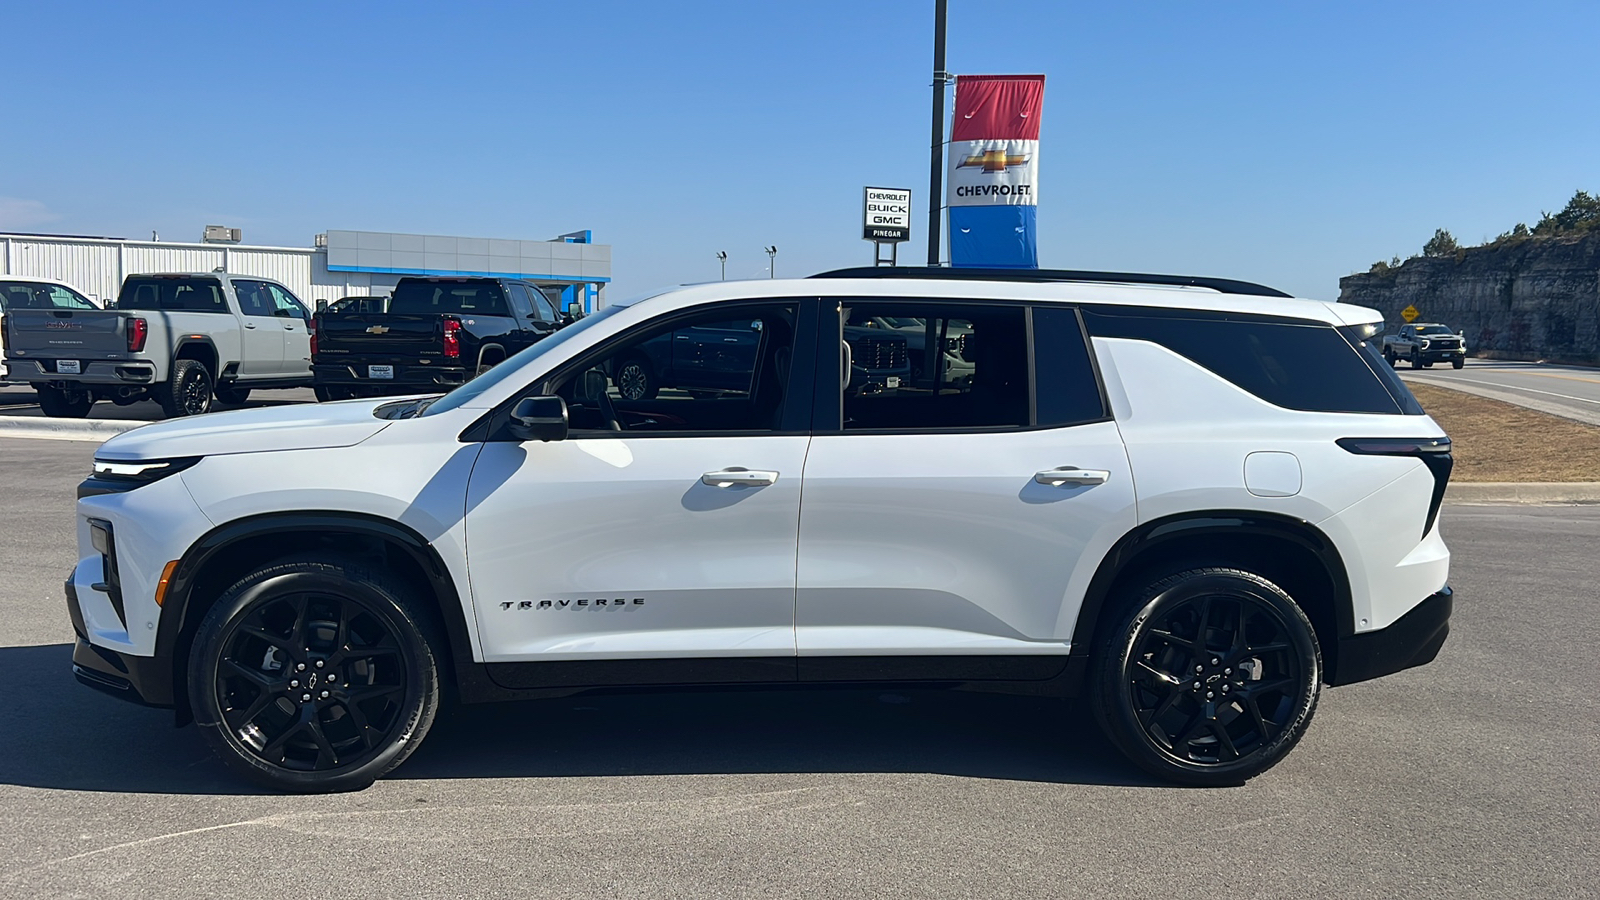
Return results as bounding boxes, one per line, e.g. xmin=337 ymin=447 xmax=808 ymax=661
xmin=1331 ymin=586 xmax=1452 ymax=686
xmin=65 ymin=572 xmax=173 ymax=707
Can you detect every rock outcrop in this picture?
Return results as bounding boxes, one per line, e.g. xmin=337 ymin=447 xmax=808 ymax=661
xmin=1338 ymin=232 xmax=1600 ymax=365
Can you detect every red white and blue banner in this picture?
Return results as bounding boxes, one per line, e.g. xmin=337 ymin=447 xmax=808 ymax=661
xmin=947 ymin=74 xmax=1044 ymax=268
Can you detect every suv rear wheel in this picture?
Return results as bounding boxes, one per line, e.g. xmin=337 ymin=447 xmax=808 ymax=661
xmin=1091 ymin=567 xmax=1321 ymax=786
xmin=187 ymin=555 xmax=441 ymax=793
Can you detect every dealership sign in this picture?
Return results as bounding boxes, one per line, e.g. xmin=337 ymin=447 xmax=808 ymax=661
xmin=862 ymin=187 xmax=912 ymax=243
xmin=947 ymin=74 xmax=1045 ymax=268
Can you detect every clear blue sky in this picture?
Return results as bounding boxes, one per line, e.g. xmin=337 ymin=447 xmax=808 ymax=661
xmin=3 ymin=1 xmax=1596 ymax=299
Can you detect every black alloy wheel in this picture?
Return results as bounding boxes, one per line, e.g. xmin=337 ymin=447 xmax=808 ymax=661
xmin=1452 ymin=358 xmax=1464 ymax=369
xmin=159 ymin=359 xmax=214 ymax=417
xmin=1092 ymin=567 xmax=1321 ymax=786
xmin=615 ymin=356 xmax=657 ymax=401
xmin=1383 ymin=348 xmax=1397 ymax=367
xmin=188 ymin=556 xmax=440 ymax=792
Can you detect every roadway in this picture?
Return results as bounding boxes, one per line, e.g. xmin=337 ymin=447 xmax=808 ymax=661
xmin=1399 ymin=359 xmax=1600 ymax=426
xmin=0 ymin=436 xmax=1594 ymax=898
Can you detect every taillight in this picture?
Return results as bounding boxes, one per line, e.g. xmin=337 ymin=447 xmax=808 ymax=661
xmin=309 ymin=319 xmax=318 ymax=357
xmin=127 ymin=317 xmax=148 ymax=352
xmin=1337 ymin=437 xmax=1453 ymax=538
xmin=443 ymin=317 xmax=462 ymax=358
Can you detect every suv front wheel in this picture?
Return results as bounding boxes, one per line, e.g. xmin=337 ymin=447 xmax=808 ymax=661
xmin=187 ymin=555 xmax=441 ymax=792
xmin=1091 ymin=567 xmax=1321 ymax=786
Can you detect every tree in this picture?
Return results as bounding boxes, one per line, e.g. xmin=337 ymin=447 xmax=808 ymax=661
xmin=1422 ymin=228 xmax=1459 ymax=258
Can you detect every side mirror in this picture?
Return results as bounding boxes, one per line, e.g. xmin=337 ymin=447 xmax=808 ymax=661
xmin=508 ymin=395 xmax=568 ymax=442
xmin=315 ymin=299 xmax=328 ymax=313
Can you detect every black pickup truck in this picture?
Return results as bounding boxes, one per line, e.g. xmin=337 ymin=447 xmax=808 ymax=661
xmin=312 ymin=276 xmax=569 ymax=400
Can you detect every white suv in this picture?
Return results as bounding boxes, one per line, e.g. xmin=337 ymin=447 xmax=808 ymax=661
xmin=66 ymin=268 xmax=1453 ymax=792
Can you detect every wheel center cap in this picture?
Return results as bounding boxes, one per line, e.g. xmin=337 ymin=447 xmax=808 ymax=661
xmin=305 ymin=672 xmax=319 ymax=690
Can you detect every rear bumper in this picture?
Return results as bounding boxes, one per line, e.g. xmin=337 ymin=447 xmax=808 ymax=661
xmin=314 ymin=362 xmax=468 ymax=388
xmin=12 ymin=359 xmax=157 ymax=385
xmin=65 ymin=572 xmax=172 ymax=708
xmin=1331 ymin=586 xmax=1452 ymax=686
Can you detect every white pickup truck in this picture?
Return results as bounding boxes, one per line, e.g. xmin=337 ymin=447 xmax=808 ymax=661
xmin=2 ymin=272 xmax=315 ymax=417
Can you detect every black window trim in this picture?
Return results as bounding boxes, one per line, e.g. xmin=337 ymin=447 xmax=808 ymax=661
xmin=466 ymin=297 xmax=822 ymax=443
xmin=814 ymin=296 xmax=1114 ymax=436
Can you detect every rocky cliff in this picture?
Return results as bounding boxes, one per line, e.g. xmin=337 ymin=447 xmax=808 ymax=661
xmin=1338 ymin=231 xmax=1600 ymax=365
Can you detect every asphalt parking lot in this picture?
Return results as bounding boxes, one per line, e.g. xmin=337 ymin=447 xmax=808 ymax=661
xmin=0 ymin=383 xmax=317 ymax=421
xmin=0 ymin=436 xmax=1596 ymax=898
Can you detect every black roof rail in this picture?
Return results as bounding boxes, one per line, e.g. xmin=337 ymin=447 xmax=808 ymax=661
xmin=809 ymin=266 xmax=1293 ymax=298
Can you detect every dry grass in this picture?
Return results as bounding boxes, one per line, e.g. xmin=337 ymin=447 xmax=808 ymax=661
xmin=1408 ymin=382 xmax=1600 ymax=481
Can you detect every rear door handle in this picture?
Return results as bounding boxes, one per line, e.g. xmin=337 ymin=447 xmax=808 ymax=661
xmin=1035 ymin=467 xmax=1111 ymax=486
xmin=702 ymin=468 xmax=779 ymax=488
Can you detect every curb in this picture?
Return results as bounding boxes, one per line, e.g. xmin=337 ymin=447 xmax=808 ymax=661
xmin=0 ymin=417 xmax=144 ymax=443
xmin=1445 ymin=482 xmax=1600 ymax=505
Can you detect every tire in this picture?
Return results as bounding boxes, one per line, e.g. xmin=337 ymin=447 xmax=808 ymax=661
xmin=214 ymin=384 xmax=252 ymax=405
xmin=1410 ymin=355 xmax=1424 ymax=369
xmin=1383 ymin=348 xmax=1396 ymax=366
xmin=186 ymin=555 xmax=441 ymax=793
xmin=1421 ymin=361 xmax=1434 ymax=368
xmin=1452 ymin=358 xmax=1464 ymax=369
xmin=158 ymin=359 xmax=214 ymax=417
xmin=37 ymin=385 xmax=94 ymax=418
xmin=614 ymin=355 xmax=657 ymax=401
xmin=1091 ymin=567 xmax=1321 ymax=787
xmin=475 ymin=356 xmax=503 ymax=378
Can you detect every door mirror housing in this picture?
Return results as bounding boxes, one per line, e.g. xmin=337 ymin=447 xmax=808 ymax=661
xmin=507 ymin=395 xmax=568 ymax=442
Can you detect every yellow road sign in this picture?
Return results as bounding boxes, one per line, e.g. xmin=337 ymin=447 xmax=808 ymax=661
xmin=1400 ymin=305 xmax=1420 ymax=323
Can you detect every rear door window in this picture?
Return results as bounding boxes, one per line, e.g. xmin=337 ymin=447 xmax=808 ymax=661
xmin=117 ymin=278 xmax=229 ymax=313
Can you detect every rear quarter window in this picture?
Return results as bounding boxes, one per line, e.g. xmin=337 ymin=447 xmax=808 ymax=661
xmin=118 ymin=278 xmax=228 ymax=313
xmin=1082 ymin=308 xmax=1409 ymax=415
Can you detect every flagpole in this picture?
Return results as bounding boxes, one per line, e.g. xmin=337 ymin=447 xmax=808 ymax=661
xmin=926 ymin=0 xmax=948 ymax=267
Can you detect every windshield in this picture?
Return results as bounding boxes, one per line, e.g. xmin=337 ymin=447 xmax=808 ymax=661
xmin=421 ymin=305 xmax=625 ymax=416
xmin=1415 ymin=325 xmax=1455 ymax=335
xmin=0 ymin=281 xmax=97 ymax=310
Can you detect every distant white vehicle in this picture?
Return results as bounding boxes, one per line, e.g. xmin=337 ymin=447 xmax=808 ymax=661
xmin=68 ymin=266 xmax=1453 ymax=792
xmin=0 ymin=276 xmax=99 ymax=383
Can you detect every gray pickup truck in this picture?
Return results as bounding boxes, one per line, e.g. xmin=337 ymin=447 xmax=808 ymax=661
xmin=1381 ymin=323 xmax=1467 ymax=369
xmin=2 ymin=272 xmax=314 ymax=417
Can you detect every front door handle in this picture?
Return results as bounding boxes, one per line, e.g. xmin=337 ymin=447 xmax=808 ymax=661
xmin=702 ymin=468 xmax=779 ymax=488
xmin=1035 ymin=467 xmax=1111 ymax=486
xmin=243 ymin=322 xmax=258 ymax=329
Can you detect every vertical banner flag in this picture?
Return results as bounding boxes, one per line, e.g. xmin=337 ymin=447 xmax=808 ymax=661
xmin=947 ymin=74 xmax=1045 ymax=268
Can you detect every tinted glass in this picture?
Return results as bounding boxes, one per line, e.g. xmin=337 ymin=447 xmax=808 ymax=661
xmin=388 ymin=280 xmax=509 ymax=316
xmin=506 ymin=284 xmax=536 ymax=319
xmin=840 ymin=302 xmax=1028 ymax=430
xmin=557 ymin=304 xmax=797 ymax=434
xmin=531 ymin=287 xmax=559 ymax=321
xmin=1415 ymin=325 xmax=1454 ymax=335
xmin=0 ymin=282 xmax=96 ymax=310
xmin=1341 ymin=325 xmax=1425 ymax=415
xmin=232 ymin=280 xmax=274 ymax=317
xmin=1031 ymin=306 xmax=1106 ymax=425
xmin=117 ymin=278 xmax=227 ymax=313
xmin=1083 ymin=308 xmax=1404 ymax=415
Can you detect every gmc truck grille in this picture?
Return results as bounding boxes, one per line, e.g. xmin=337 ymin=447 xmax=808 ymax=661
xmin=849 ymin=337 xmax=908 ymax=370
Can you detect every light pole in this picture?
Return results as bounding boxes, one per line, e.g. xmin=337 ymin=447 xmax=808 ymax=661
xmin=928 ymin=0 xmax=949 ymax=266
xmin=764 ymin=245 xmax=777 ymax=278
xmin=716 ymin=251 xmax=727 ymax=281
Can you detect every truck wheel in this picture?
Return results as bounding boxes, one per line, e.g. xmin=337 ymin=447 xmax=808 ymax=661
xmin=1091 ymin=567 xmax=1321 ymax=786
xmin=1410 ymin=356 xmax=1424 ymax=369
xmin=186 ymin=555 xmax=441 ymax=793
xmin=1452 ymin=358 xmax=1464 ymax=370
xmin=1421 ymin=361 xmax=1433 ymax=368
xmin=615 ymin=355 xmax=657 ymax=401
xmin=215 ymin=385 xmax=252 ymax=405
xmin=38 ymin=385 xmax=94 ymax=418
xmin=1383 ymin=348 xmax=1397 ymax=367
xmin=158 ymin=360 xmax=214 ymax=417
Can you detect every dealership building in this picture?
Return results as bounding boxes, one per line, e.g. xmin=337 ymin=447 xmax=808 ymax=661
xmin=0 ymin=227 xmax=611 ymax=312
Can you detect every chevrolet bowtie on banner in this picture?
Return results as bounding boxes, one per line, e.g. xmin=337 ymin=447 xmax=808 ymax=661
xmin=947 ymin=74 xmax=1045 ymax=268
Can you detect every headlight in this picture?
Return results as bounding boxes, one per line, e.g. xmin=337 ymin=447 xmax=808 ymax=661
xmin=89 ymin=457 xmax=200 ymax=485
xmin=1419 ymin=339 xmax=1431 ymax=349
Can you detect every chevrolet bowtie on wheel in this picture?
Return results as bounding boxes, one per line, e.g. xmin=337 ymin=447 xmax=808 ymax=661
xmin=65 ymin=267 xmax=1454 ymax=791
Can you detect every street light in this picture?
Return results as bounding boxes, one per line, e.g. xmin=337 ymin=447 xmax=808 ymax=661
xmin=765 ymin=245 xmax=777 ymax=279
xmin=716 ymin=251 xmax=727 ymax=281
